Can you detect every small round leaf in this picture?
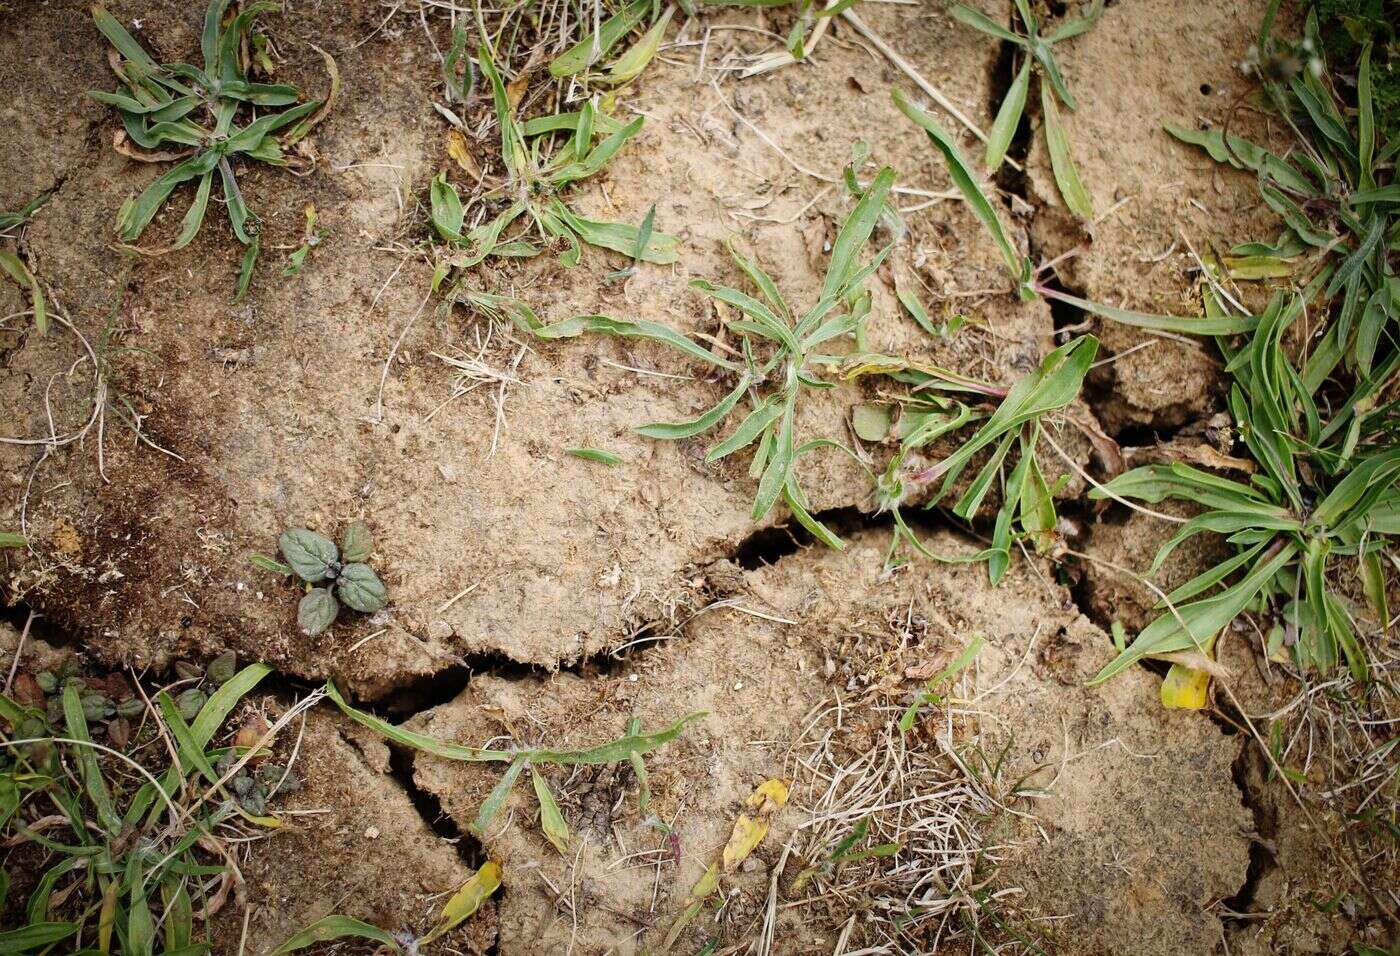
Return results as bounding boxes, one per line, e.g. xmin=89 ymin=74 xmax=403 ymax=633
xmin=337 ymin=563 xmax=388 ymax=613
xmin=280 ymin=529 xmax=339 ymax=582
xmin=298 ymin=587 xmax=340 ymax=635
xmin=341 ymin=520 xmax=374 ymax=563
xmin=853 ymin=403 xmax=892 ymax=442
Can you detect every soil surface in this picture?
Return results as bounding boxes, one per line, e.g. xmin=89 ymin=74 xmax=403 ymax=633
xmin=1 ymin=0 xmax=1393 ymax=953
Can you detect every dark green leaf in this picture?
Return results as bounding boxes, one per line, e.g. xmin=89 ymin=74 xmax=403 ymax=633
xmin=297 ymin=588 xmax=339 ymax=635
xmin=279 ymin=529 xmax=339 ymax=582
xmin=336 ymin=564 xmax=387 ymax=613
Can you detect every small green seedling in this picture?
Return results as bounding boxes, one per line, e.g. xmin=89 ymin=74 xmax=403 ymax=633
xmin=454 ymin=168 xmax=897 ymax=547
xmin=88 ymin=1 xmax=329 ymax=297
xmin=843 ymin=331 xmax=1094 ymax=579
xmin=430 ymin=44 xmax=677 ymax=283
xmin=951 ymin=0 xmax=1102 ymax=217
xmin=1166 ymin=9 xmax=1398 ymax=384
xmin=325 ymin=681 xmax=700 ymax=848
xmin=0 ymin=192 xmax=50 ymax=333
xmin=0 ymin=658 xmax=288 ymax=953
xmin=554 ymin=167 xmax=896 ymax=547
xmin=1088 ymin=286 xmax=1400 ymax=684
xmin=259 ymin=521 xmax=387 ymax=635
xmin=789 ymin=816 xmax=901 ymax=893
xmin=281 ymin=202 xmax=327 ymax=276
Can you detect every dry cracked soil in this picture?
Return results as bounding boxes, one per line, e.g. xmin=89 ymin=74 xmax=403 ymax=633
xmin=1 ymin=0 xmax=1393 ymax=953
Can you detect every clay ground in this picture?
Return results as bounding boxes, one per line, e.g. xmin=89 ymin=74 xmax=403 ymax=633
xmin=0 ymin=0 xmax=1394 ymax=953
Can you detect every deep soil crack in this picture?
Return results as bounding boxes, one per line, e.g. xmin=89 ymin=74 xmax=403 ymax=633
xmin=383 ymin=739 xmax=486 ymax=867
xmin=1211 ymin=700 xmax=1279 ymax=923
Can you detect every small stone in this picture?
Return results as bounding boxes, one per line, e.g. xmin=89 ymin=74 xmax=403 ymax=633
xmin=426 ymin=620 xmax=454 ymax=641
xmin=365 ymin=826 xmax=380 ymax=839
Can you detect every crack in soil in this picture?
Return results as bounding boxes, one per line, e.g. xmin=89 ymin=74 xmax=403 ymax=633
xmin=1063 ymin=560 xmax=1274 ymax=918
xmin=1212 ymin=701 xmax=1279 ymax=923
xmin=380 ymin=735 xmax=486 ymax=867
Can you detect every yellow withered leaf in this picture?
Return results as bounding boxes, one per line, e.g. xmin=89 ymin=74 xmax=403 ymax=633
xmin=1160 ymin=662 xmax=1210 ymax=709
xmin=446 ymin=129 xmax=482 ymax=181
xmin=421 ymin=860 xmax=502 ymax=945
xmin=722 ymin=778 xmax=788 ymax=872
xmin=747 ymin=778 xmax=788 ymax=811
xmin=722 ymin=813 xmax=767 ymax=872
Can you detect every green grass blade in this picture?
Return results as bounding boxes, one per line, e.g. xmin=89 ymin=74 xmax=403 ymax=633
xmin=1357 ymin=42 xmax=1375 ymax=181
xmin=725 ymin=241 xmax=790 ymax=322
xmin=948 ymin=3 xmax=1021 ymax=42
xmin=118 ymin=151 xmax=221 ymax=241
xmin=753 ymin=396 xmax=796 ymax=519
xmin=783 ymin=478 xmax=844 ymax=550
xmin=233 ymin=234 xmax=259 ymax=304
xmin=1160 ymin=540 xmax=1269 ymax=606
xmin=1090 ymin=543 xmax=1297 ymax=683
xmin=168 ymin=171 xmax=214 ymax=251
xmin=1045 ymin=0 xmax=1103 ymax=42
xmin=637 ymin=375 xmax=750 ymax=439
xmin=566 ymin=447 xmax=621 ymax=465
xmin=92 ymin=6 xmax=160 ymax=72
xmin=324 ymin=681 xmax=513 ymax=762
xmin=550 ymin=203 xmax=679 ymax=263
xmin=0 ymin=922 xmax=80 ymax=950
xmin=1038 ymin=287 xmax=1254 ymax=334
xmin=531 ymin=769 xmax=571 ymax=853
xmin=821 ymin=166 xmax=894 ymax=302
xmin=986 ymin=59 xmax=1029 ymax=171
xmin=706 ymin=399 xmax=781 ymax=461
xmin=1040 ymin=83 xmax=1092 ymax=217
xmin=0 ymin=251 xmax=46 ymax=334
xmin=1349 ymin=185 xmax=1400 ymax=205
xmin=606 ymin=7 xmax=673 ymax=84
xmin=1164 ymin=124 xmax=1267 ymax=171
xmin=61 ymin=686 xmax=122 ymax=835
xmin=522 ymin=110 xmax=625 ymax=138
xmin=270 ymin=916 xmax=402 ymax=955
xmin=1034 ymin=44 xmax=1077 ymax=110
xmin=472 ymin=755 xmax=527 ymax=836
xmin=626 ymin=717 xmax=650 ymax=812
xmin=155 ymin=692 xmax=223 ymax=787
xmin=538 ymin=314 xmax=741 ymax=371
xmin=550 ymin=0 xmax=650 ymax=76
xmin=1325 ymin=213 xmax=1385 ymax=298
xmin=692 ymin=280 xmax=800 ymax=352
xmin=899 ymin=635 xmax=985 ymax=731
xmin=522 ymin=711 xmax=703 ymax=764
xmin=478 ymin=45 xmax=523 ymax=179
xmin=894 ymin=89 xmax=1029 ymax=293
